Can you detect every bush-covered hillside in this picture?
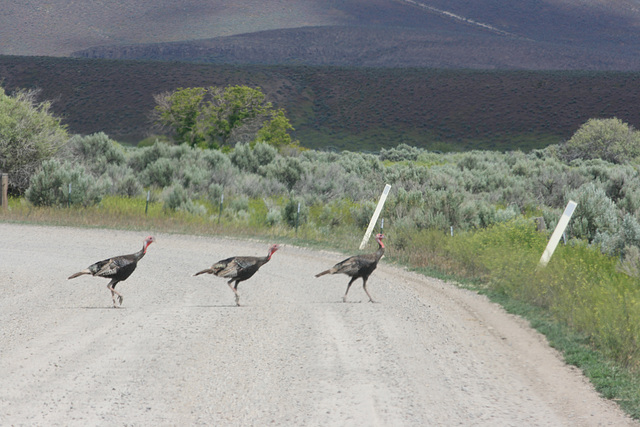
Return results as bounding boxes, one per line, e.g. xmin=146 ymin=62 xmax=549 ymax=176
xmin=24 ymin=123 xmax=640 ymax=271
xmin=1 ymin=56 xmax=639 ymax=151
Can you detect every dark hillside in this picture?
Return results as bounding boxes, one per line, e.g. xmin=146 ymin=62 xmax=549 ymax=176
xmin=1 ymin=55 xmax=639 ymax=151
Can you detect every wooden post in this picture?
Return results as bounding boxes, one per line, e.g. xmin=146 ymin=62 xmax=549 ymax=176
xmin=1 ymin=173 xmax=8 ymax=209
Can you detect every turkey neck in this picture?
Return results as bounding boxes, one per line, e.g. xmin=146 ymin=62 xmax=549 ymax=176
xmin=256 ymin=256 xmax=270 ymax=267
xmin=134 ymin=241 xmax=151 ymax=261
xmin=374 ymin=238 xmax=385 ymax=261
xmin=257 ymin=250 xmax=275 ymax=266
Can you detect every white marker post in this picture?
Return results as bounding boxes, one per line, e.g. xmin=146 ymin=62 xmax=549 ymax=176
xmin=539 ymin=200 xmax=577 ymax=267
xmin=359 ymin=184 xmax=391 ymax=250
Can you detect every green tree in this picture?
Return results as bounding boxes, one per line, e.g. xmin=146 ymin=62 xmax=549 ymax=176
xmin=201 ymin=85 xmax=272 ymax=147
xmin=560 ymin=118 xmax=640 ymax=164
xmin=256 ymin=109 xmax=297 ymax=148
xmin=0 ymin=87 xmax=68 ymax=193
xmin=153 ymin=87 xmax=207 ymax=146
xmin=153 ymin=85 xmax=295 ymax=149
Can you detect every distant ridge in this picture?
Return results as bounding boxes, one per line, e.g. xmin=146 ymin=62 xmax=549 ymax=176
xmin=3 ymin=0 xmax=640 ymax=70
xmin=72 ymin=25 xmax=640 ymax=71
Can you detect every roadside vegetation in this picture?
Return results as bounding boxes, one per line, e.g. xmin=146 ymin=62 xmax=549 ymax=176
xmin=2 ymin=86 xmax=640 ymax=419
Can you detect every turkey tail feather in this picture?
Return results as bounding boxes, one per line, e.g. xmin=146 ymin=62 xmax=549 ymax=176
xmin=68 ymin=269 xmax=91 ymax=280
xmin=315 ymin=269 xmax=333 ymax=278
xmin=194 ymin=268 xmax=214 ymax=276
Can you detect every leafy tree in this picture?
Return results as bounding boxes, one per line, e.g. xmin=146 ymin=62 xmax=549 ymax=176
xmin=256 ymin=109 xmax=297 ymax=148
xmin=153 ymin=85 xmax=295 ymax=149
xmin=0 ymin=87 xmax=68 ymax=193
xmin=203 ymin=85 xmax=270 ymax=146
xmin=153 ymin=87 xmax=207 ymax=147
xmin=559 ymin=118 xmax=640 ymax=164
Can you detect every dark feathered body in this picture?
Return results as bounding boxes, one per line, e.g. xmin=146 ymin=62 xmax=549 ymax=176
xmin=316 ymin=234 xmax=385 ymax=302
xmin=73 ymin=251 xmax=144 ymax=282
xmin=317 ymin=251 xmax=382 ymax=280
xmin=68 ymin=236 xmax=155 ymax=307
xmin=204 ymin=255 xmax=270 ymax=281
xmin=194 ymin=244 xmax=280 ymax=306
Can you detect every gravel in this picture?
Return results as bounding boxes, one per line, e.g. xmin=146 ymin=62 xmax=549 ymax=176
xmin=1 ymin=223 xmax=637 ymax=426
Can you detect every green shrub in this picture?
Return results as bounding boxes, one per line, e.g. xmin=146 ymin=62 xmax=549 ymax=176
xmin=208 ymin=183 xmax=224 ymax=202
xmin=26 ymin=159 xmax=106 ymax=207
xmin=283 ymin=198 xmax=308 ymax=227
xmin=162 ymin=184 xmax=187 ymax=210
xmin=253 ymin=142 xmax=278 ymax=168
xmin=350 ymin=200 xmax=376 ymax=229
xmin=143 ymin=157 xmax=175 ymax=188
xmin=64 ymin=132 xmax=125 ymax=175
xmin=559 ymin=118 xmax=640 ymax=164
xmin=569 ymin=183 xmax=619 ymax=243
xmin=178 ymin=199 xmax=207 ymax=216
xmin=137 ymin=134 xmax=173 ymax=148
xmin=264 ymin=156 xmax=304 ymax=192
xmin=229 ymin=195 xmax=249 ymax=212
xmin=0 ymin=87 xmax=69 ymax=193
xmin=230 ymin=142 xmax=260 ymax=173
xmin=180 ymin=164 xmax=210 ymax=193
xmin=266 ymin=208 xmax=282 ymax=226
xmin=161 ymin=184 xmax=205 ymax=215
xmin=379 ymin=143 xmax=420 ymax=161
xmin=115 ymin=173 xmax=143 ymax=197
xmin=127 ymin=141 xmax=171 ymax=172
xmin=201 ymin=147 xmax=231 ymax=168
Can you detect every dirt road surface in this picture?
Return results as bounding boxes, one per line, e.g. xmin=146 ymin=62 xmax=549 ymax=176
xmin=1 ymin=223 xmax=637 ymax=426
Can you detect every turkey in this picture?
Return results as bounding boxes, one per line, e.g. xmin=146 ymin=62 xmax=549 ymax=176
xmin=68 ymin=236 xmax=155 ymax=307
xmin=315 ymin=233 xmax=385 ymax=303
xmin=193 ymin=244 xmax=280 ymax=306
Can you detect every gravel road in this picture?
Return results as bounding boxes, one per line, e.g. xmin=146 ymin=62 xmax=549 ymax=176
xmin=1 ymin=223 xmax=637 ymax=426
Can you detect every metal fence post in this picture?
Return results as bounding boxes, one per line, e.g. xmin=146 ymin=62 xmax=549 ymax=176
xmin=218 ymin=194 xmax=224 ymax=225
xmin=1 ymin=173 xmax=8 ymax=209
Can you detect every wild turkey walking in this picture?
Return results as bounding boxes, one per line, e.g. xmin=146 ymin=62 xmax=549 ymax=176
xmin=193 ymin=244 xmax=280 ymax=306
xmin=315 ymin=233 xmax=385 ymax=303
xmin=68 ymin=236 xmax=155 ymax=307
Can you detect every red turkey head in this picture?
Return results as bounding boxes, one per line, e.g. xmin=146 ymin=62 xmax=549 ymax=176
xmin=143 ymin=236 xmax=156 ymax=252
xmin=268 ymin=244 xmax=281 ymax=258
